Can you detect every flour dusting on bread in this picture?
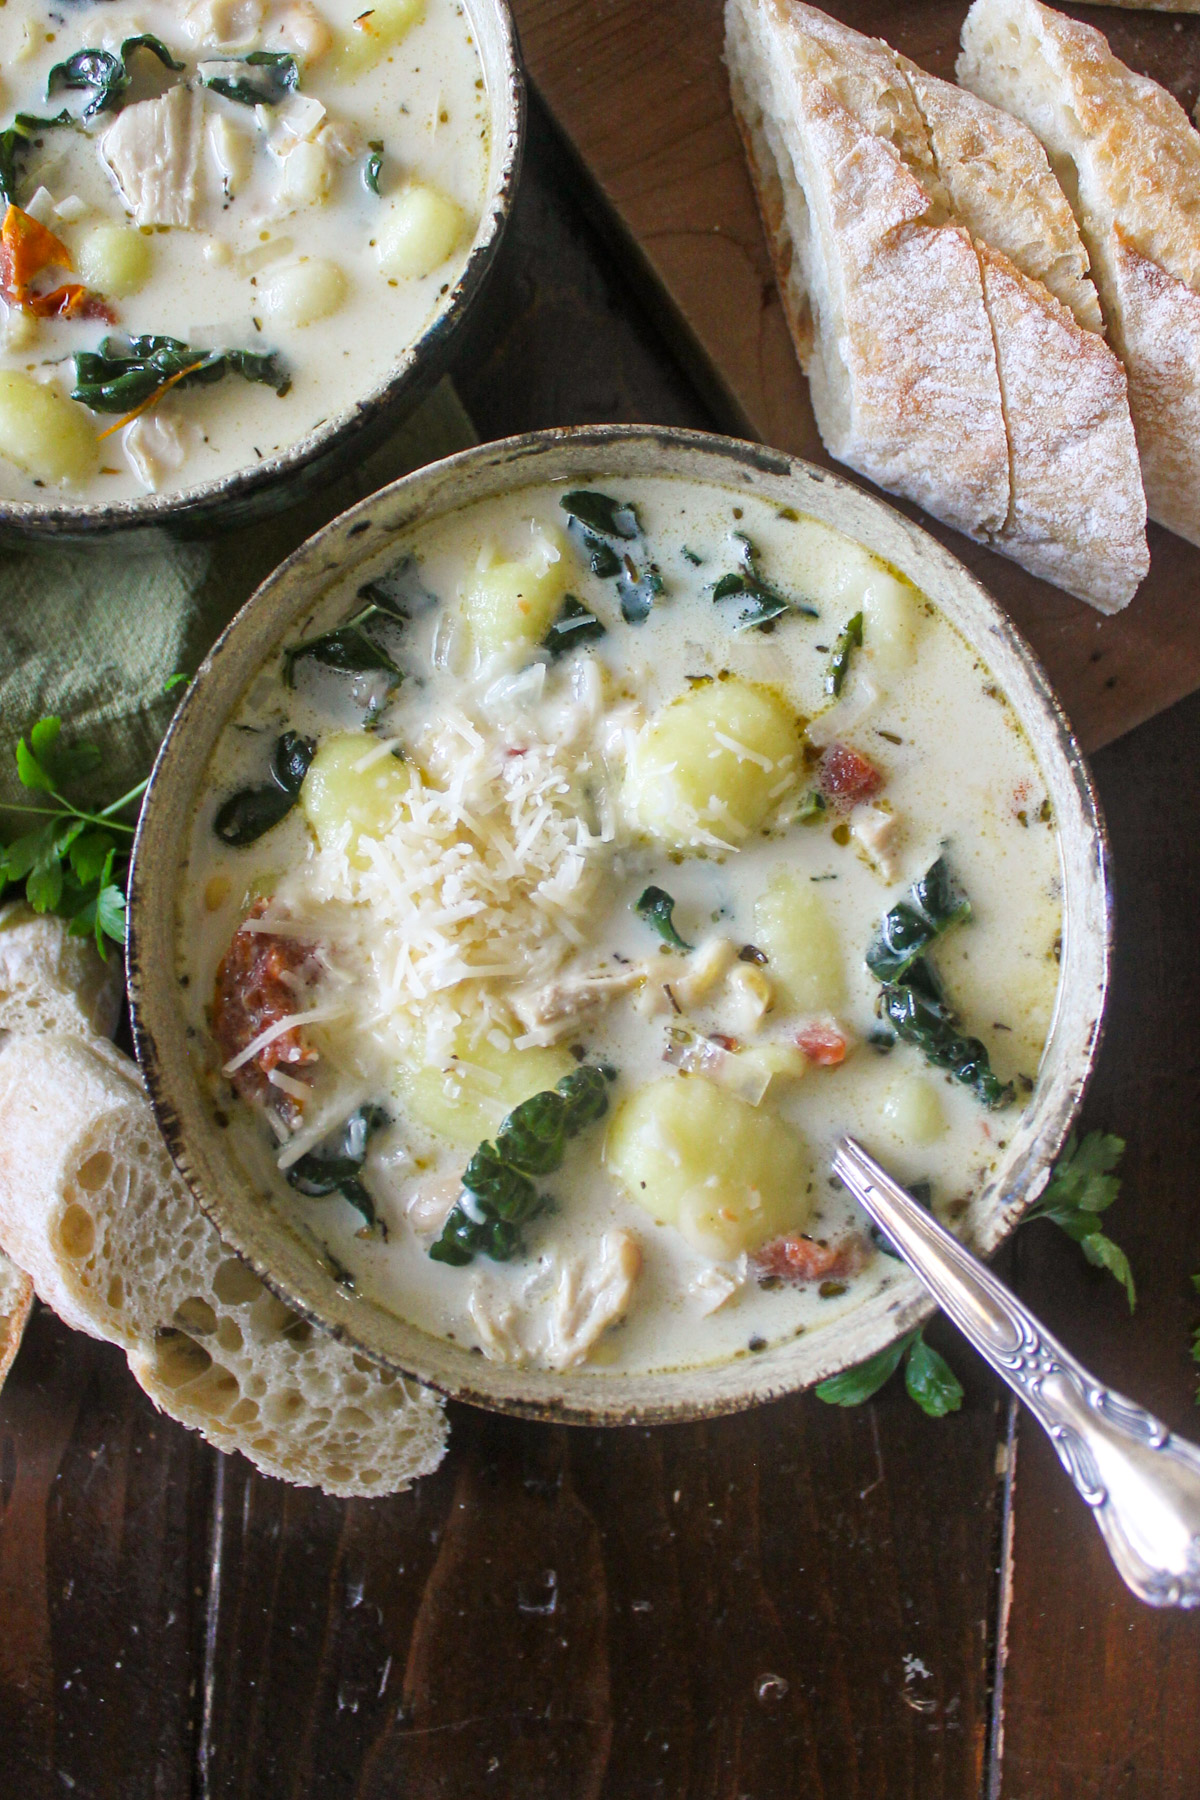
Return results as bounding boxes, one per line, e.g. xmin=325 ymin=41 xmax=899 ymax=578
xmin=959 ymin=0 xmax=1200 ymax=548
xmin=725 ymin=0 xmax=1148 ymax=611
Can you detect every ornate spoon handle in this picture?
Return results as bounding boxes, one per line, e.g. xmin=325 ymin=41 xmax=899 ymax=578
xmin=834 ymin=1136 xmax=1200 ymax=1608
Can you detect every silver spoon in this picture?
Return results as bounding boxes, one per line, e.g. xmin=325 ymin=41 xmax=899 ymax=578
xmin=834 ymin=1135 xmax=1200 ymax=1608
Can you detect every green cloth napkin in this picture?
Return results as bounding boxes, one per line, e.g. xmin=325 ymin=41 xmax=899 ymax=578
xmin=0 ymin=378 xmax=475 ymax=812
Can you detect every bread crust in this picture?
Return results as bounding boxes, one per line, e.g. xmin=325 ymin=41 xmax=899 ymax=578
xmin=1075 ymin=2 xmax=1200 ymax=11
xmin=1109 ymin=227 xmax=1200 ymax=546
xmin=0 ymin=901 xmax=122 ymax=1039
xmin=978 ymin=241 xmax=1149 ymax=607
xmin=898 ymin=62 xmax=1102 ymax=332
xmin=959 ymin=0 xmax=1200 ymax=544
xmin=0 ymin=1255 xmax=33 ymax=1394
xmin=726 ymin=0 xmax=1148 ymax=608
xmin=728 ymin=0 xmax=1011 ymax=538
xmin=0 ymin=1031 xmax=448 ymax=1497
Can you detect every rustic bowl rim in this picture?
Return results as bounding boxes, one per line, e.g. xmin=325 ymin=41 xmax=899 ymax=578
xmin=127 ymin=423 xmax=1113 ymax=1426
xmin=0 ymin=0 xmax=524 ymax=539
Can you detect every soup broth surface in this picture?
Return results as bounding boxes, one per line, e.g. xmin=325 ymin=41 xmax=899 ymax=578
xmin=0 ymin=0 xmax=488 ymax=503
xmin=179 ymin=475 xmax=1064 ymax=1376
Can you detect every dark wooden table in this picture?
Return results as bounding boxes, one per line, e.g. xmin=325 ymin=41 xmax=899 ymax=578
xmin=3 ymin=92 xmax=1200 ymax=1800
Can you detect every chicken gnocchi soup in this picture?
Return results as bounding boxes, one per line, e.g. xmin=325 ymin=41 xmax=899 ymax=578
xmin=180 ymin=475 xmax=1064 ymax=1375
xmin=0 ymin=0 xmax=488 ymax=502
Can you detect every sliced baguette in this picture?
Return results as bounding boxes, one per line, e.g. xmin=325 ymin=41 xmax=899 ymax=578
xmin=0 ymin=902 xmax=123 ymax=1390
xmin=727 ymin=0 xmax=1010 ymax=541
xmin=725 ymin=0 xmax=1147 ymax=610
xmin=0 ymin=1253 xmax=33 ymax=1393
xmin=0 ymin=1031 xmax=447 ymax=1497
xmin=0 ymin=901 xmax=122 ymax=1039
xmin=959 ymin=0 xmax=1200 ymax=546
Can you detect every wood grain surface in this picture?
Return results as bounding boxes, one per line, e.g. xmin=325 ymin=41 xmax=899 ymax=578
xmin=510 ymin=0 xmax=1200 ymax=754
xmin=2 ymin=82 xmax=1200 ymax=1800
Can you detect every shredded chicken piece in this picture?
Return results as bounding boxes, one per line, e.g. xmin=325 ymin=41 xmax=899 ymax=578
xmin=511 ymin=965 xmax=642 ymax=1042
xmin=851 ymin=803 xmax=902 ymax=881
xmin=725 ymin=962 xmax=773 ymax=1034
xmin=545 ymin=1231 xmax=642 ymax=1368
xmin=124 ymin=404 xmax=194 ymax=491
xmin=403 ymin=1177 xmax=461 ymax=1239
xmin=101 ymin=86 xmax=205 ymax=228
xmin=688 ymin=1255 xmax=748 ymax=1315
xmin=468 ymin=1230 xmax=643 ymax=1369
xmin=671 ymin=936 xmax=737 ymax=1008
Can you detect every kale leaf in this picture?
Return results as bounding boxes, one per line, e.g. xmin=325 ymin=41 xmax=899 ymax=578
xmin=878 ymin=958 xmax=1014 ymax=1109
xmin=865 ymin=858 xmax=1009 ymax=1107
xmin=559 ymin=489 xmax=664 ymax=624
xmin=866 ymin=855 xmax=972 ymax=983
xmin=283 ymin=562 xmax=426 ymax=691
xmin=285 ymin=1103 xmax=389 ymax=1238
xmin=543 ymin=594 xmax=606 ymax=655
xmin=825 ymin=610 xmax=863 ymax=698
xmin=72 ymin=334 xmax=289 ymax=414
xmin=634 ymin=884 xmax=692 ymax=951
xmin=710 ymin=532 xmax=818 ymax=631
xmin=430 ymin=1065 xmax=613 ymax=1266
xmin=47 ymin=36 xmax=184 ymax=120
xmin=198 ymin=51 xmax=300 ymax=106
xmin=213 ymin=731 xmax=315 ymax=847
xmin=0 ymin=110 xmax=73 ymax=206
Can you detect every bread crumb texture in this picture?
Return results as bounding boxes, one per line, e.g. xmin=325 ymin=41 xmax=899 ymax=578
xmin=0 ymin=911 xmax=447 ymax=1496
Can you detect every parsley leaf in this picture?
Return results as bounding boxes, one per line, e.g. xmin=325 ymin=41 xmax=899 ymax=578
xmin=815 ymin=1330 xmax=917 ymax=1405
xmin=903 ymin=1334 xmax=964 ymax=1416
xmin=816 ymin=1326 xmax=964 ymax=1416
xmin=0 ymin=714 xmax=154 ymax=957
xmin=1025 ymin=1131 xmax=1134 ymax=1309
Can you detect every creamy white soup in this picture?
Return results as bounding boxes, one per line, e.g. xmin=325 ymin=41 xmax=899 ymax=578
xmin=0 ymin=0 xmax=488 ymax=502
xmin=178 ymin=476 xmax=1063 ymax=1375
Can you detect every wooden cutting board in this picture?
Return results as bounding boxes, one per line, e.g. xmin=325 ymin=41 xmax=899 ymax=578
xmin=509 ymin=0 xmax=1200 ymax=752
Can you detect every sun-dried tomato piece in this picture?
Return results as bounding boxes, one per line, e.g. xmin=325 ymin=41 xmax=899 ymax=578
xmin=0 ymin=204 xmax=113 ymax=319
xmin=27 ymin=282 xmax=115 ymax=321
xmin=212 ymin=899 xmax=320 ymax=1121
xmin=818 ymin=742 xmax=883 ymax=809
xmin=795 ymin=1019 xmax=849 ymax=1066
xmin=752 ymin=1232 xmax=870 ymax=1285
xmin=0 ymin=203 xmax=71 ymax=298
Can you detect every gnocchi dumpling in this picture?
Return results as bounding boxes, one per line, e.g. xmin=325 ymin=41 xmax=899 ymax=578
xmin=300 ymin=732 xmax=415 ymax=863
xmin=606 ymin=1075 xmax=812 ymax=1258
xmin=0 ymin=372 xmax=98 ymax=485
xmin=261 ymin=257 xmax=347 ymax=326
xmin=332 ymin=0 xmax=425 ymax=76
xmin=375 ymin=183 xmax=465 ymax=281
xmin=752 ymin=870 xmax=845 ymax=1014
xmin=623 ymin=677 xmax=800 ymax=852
xmin=78 ymin=224 xmax=153 ymax=298
xmin=399 ymin=1035 xmax=575 ymax=1146
xmin=459 ymin=529 xmax=571 ymax=656
xmin=860 ymin=571 xmax=922 ymax=674
xmin=881 ymin=1074 xmax=947 ymax=1146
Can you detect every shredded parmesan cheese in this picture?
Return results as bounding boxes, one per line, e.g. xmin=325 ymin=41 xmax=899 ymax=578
xmin=265 ymin=700 xmax=620 ymax=1077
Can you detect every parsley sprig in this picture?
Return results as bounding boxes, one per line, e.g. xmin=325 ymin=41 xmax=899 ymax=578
xmin=817 ymin=1130 xmax=1132 ymax=1417
xmin=0 ymin=715 xmax=146 ymax=955
xmin=817 ymin=1327 xmax=963 ymax=1417
xmin=1026 ymin=1131 xmax=1133 ymax=1309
